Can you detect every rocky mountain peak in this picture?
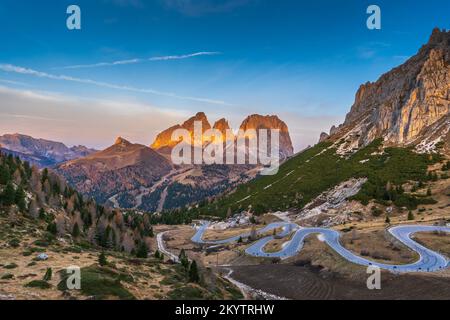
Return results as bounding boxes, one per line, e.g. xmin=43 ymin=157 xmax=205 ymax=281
xmin=151 ymin=113 xmax=294 ymax=158
xmin=323 ymin=28 xmax=449 ymax=152
xmin=239 ymin=114 xmax=290 ymax=132
xmin=239 ymin=114 xmax=294 ymax=159
xmin=114 ymin=137 xmax=132 ymax=147
xmin=213 ymin=118 xmax=231 ymax=134
xmin=429 ymin=27 xmax=448 ymax=45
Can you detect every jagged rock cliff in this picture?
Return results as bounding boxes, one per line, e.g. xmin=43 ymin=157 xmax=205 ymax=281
xmin=324 ymin=28 xmax=449 ymax=152
xmin=239 ymin=114 xmax=294 ymax=159
xmin=151 ymin=112 xmax=294 ymax=159
xmin=151 ymin=112 xmax=212 ymax=153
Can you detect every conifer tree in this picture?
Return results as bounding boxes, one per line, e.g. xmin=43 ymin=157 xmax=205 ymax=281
xmin=189 ymin=260 xmax=200 ymax=283
xmin=2 ymin=182 xmax=15 ymax=206
xmin=72 ymin=222 xmax=80 ymax=238
xmin=136 ymin=242 xmax=148 ymax=258
xmin=14 ymin=185 xmax=26 ymax=211
xmin=99 ymin=252 xmax=108 ymax=266
xmin=0 ymin=164 xmax=11 ymax=185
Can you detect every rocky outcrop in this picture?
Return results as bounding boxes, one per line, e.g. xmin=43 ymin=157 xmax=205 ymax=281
xmin=324 ymin=28 xmax=449 ymax=151
xmin=319 ymin=132 xmax=329 ymax=143
xmin=0 ymin=133 xmax=97 ymax=167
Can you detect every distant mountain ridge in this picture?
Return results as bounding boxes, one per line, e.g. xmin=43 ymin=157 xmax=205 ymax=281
xmin=0 ymin=133 xmax=97 ymax=167
xmin=56 ymin=137 xmax=173 ymax=204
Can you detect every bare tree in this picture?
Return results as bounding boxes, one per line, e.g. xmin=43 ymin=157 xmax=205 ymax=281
xmin=28 ymin=198 xmax=39 ymax=219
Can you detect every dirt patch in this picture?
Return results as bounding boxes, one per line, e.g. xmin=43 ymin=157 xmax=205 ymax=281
xmin=413 ymin=231 xmax=450 ymax=258
xmin=340 ymin=229 xmax=419 ymax=264
xmin=229 ymin=264 xmax=450 ymax=300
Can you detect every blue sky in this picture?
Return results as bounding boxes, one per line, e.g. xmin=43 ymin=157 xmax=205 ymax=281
xmin=0 ymin=0 xmax=448 ymax=150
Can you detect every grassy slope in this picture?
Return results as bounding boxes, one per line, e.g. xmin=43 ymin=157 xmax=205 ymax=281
xmin=195 ymin=139 xmax=440 ymax=218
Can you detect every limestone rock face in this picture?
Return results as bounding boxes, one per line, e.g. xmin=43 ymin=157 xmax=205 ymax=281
xmin=151 ymin=112 xmax=294 ymax=159
xmin=329 ymin=28 xmax=449 ymax=149
xmin=151 ymin=112 xmax=212 ymax=151
xmin=319 ymin=132 xmax=330 ymax=143
xmin=213 ymin=118 xmax=231 ymax=135
xmin=239 ymin=114 xmax=294 ymax=159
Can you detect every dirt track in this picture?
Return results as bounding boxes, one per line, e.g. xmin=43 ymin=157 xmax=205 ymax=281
xmin=229 ymin=264 xmax=450 ymax=300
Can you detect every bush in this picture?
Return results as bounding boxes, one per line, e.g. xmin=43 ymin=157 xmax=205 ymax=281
xmin=3 ymin=263 xmax=18 ymax=269
xmin=47 ymin=222 xmax=57 ymax=235
xmin=43 ymin=268 xmax=52 ymax=281
xmin=167 ymin=286 xmax=205 ymax=300
xmin=25 ymin=280 xmax=51 ymax=289
xmin=371 ymin=207 xmax=383 ymax=217
xmin=33 ymin=240 xmax=50 ymax=247
xmin=58 ymin=266 xmax=135 ymax=300
xmin=136 ymin=242 xmax=148 ymax=259
xmin=8 ymin=238 xmax=20 ymax=248
xmin=98 ymin=252 xmax=108 ymax=266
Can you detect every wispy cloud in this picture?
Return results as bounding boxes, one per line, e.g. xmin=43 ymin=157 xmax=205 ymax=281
xmin=104 ymin=0 xmax=144 ymax=8
xmin=0 ymin=78 xmax=28 ymax=86
xmin=0 ymin=85 xmax=189 ymax=149
xmin=55 ymin=51 xmax=221 ymax=70
xmin=0 ymin=63 xmax=231 ymax=106
xmin=356 ymin=42 xmax=391 ymax=60
xmin=162 ymin=0 xmax=255 ymax=16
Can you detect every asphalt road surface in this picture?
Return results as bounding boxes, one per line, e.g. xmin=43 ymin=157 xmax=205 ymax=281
xmin=192 ymin=222 xmax=450 ymax=273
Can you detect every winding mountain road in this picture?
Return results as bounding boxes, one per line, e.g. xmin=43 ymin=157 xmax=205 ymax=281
xmin=157 ymin=232 xmax=179 ymax=263
xmin=192 ymin=222 xmax=450 ymax=273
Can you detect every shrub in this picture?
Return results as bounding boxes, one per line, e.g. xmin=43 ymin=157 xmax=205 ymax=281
xmin=8 ymin=238 xmax=20 ymax=248
xmin=167 ymin=286 xmax=204 ymax=300
xmin=371 ymin=207 xmax=383 ymax=217
xmin=25 ymin=280 xmax=51 ymax=289
xmin=136 ymin=242 xmax=148 ymax=259
xmin=58 ymin=266 xmax=135 ymax=300
xmin=43 ymin=268 xmax=52 ymax=281
xmin=98 ymin=252 xmax=108 ymax=266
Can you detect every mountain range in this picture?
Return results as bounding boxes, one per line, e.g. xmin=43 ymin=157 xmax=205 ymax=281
xmin=0 ymin=133 xmax=97 ymax=167
xmin=54 ymin=113 xmax=294 ymax=211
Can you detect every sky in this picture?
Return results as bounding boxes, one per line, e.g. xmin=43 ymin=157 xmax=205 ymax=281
xmin=0 ymin=0 xmax=449 ymax=151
